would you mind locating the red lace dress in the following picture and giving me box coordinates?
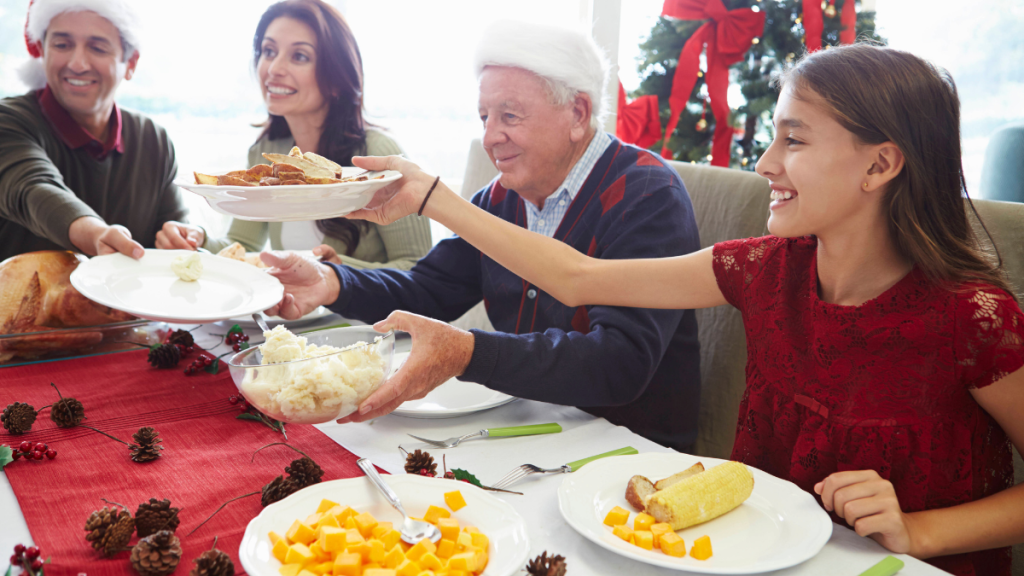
[712,236,1024,576]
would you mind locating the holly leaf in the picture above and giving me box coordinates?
[0,445,13,469]
[228,324,244,335]
[451,468,482,487]
[240,341,250,351]
[204,359,220,375]
[5,563,11,576]
[236,413,263,423]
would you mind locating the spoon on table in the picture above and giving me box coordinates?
[357,458,441,544]
[251,313,271,333]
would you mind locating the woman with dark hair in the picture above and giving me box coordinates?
[157,0,430,269]
[270,44,1024,575]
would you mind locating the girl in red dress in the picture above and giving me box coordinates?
[278,44,1024,575]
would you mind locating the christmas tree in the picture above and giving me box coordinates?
[631,0,883,169]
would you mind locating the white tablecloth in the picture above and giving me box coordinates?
[0,318,949,575]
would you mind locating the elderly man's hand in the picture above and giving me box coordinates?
[156,221,205,250]
[261,251,341,319]
[336,311,475,423]
[346,156,446,225]
[69,216,144,259]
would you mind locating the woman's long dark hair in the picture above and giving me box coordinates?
[254,0,369,254]
[780,44,1012,297]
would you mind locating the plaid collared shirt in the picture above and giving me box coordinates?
[524,132,612,237]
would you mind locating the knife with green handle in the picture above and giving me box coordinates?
[565,446,639,472]
[485,423,563,437]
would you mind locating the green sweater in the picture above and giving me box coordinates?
[0,92,186,261]
[203,129,432,271]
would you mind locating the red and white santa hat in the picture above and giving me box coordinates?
[18,0,143,90]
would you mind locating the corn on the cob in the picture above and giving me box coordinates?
[645,461,753,530]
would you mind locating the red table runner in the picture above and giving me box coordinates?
[1,350,368,576]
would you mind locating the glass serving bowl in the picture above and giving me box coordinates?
[227,326,395,424]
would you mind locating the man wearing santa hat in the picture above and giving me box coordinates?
[0,0,187,261]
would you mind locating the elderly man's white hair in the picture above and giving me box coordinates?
[473,20,610,131]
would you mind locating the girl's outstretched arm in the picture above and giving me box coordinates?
[349,155,728,311]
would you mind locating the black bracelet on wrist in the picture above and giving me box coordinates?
[417,176,441,216]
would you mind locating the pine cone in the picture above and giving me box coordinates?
[261,475,299,507]
[148,344,181,369]
[1,402,37,434]
[130,530,182,576]
[49,396,85,428]
[167,329,195,349]
[526,551,567,576]
[189,548,234,576]
[285,456,323,488]
[404,449,437,476]
[136,498,180,538]
[130,427,164,462]
[85,506,135,557]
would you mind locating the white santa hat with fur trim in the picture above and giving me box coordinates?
[18,0,143,90]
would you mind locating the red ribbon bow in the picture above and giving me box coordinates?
[660,0,765,166]
[803,0,857,53]
[616,81,663,149]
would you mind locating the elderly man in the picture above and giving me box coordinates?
[0,0,186,261]
[265,21,702,451]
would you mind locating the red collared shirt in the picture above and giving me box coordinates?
[37,86,124,161]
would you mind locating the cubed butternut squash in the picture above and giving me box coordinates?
[603,506,630,527]
[649,523,672,549]
[633,530,654,551]
[443,490,467,512]
[659,532,686,558]
[634,513,655,532]
[690,535,712,561]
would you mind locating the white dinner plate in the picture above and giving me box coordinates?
[176,169,401,222]
[558,453,832,574]
[239,474,530,576]
[69,250,284,324]
[389,351,517,418]
[226,306,336,329]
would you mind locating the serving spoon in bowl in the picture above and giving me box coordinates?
[357,458,441,544]
[252,313,271,333]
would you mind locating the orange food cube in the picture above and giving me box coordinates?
[384,546,406,569]
[612,525,634,544]
[363,570,398,576]
[436,518,460,542]
[462,527,479,534]
[316,499,340,514]
[649,523,672,549]
[278,564,303,576]
[659,532,686,558]
[308,561,333,576]
[423,505,451,525]
[435,539,456,559]
[305,512,324,527]
[455,532,473,551]
[332,506,356,523]
[344,516,358,530]
[446,552,478,572]
[405,538,437,562]
[603,506,630,527]
[363,564,382,571]
[319,525,346,553]
[285,542,316,565]
[372,523,394,539]
[469,532,488,550]
[418,552,443,571]
[350,542,372,562]
[634,513,655,531]
[443,490,467,512]
[287,520,318,545]
[333,552,362,576]
[355,512,379,538]
[272,538,291,563]
[316,513,340,532]
[378,529,401,551]
[633,530,654,551]
[308,540,329,562]
[296,570,317,576]
[269,531,284,545]
[395,559,422,576]
[346,529,366,547]
[690,535,712,561]
[369,539,387,563]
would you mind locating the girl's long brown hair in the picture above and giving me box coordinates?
[254,0,368,255]
[779,43,1012,296]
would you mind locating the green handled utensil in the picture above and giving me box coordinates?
[857,556,904,576]
[408,423,562,448]
[490,446,640,489]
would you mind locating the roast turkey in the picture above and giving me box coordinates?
[0,251,135,360]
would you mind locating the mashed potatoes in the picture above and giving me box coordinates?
[170,252,203,282]
[239,325,386,423]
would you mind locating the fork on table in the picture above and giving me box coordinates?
[407,423,562,449]
[490,446,638,490]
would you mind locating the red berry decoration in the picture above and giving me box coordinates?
[228,396,239,405]
[10,554,20,566]
[19,441,30,453]
[34,442,46,452]
[14,544,25,554]
[25,546,39,559]
[32,451,43,460]
[31,558,43,570]
[45,449,56,459]
[11,451,21,461]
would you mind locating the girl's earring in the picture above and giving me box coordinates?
[862,182,868,189]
